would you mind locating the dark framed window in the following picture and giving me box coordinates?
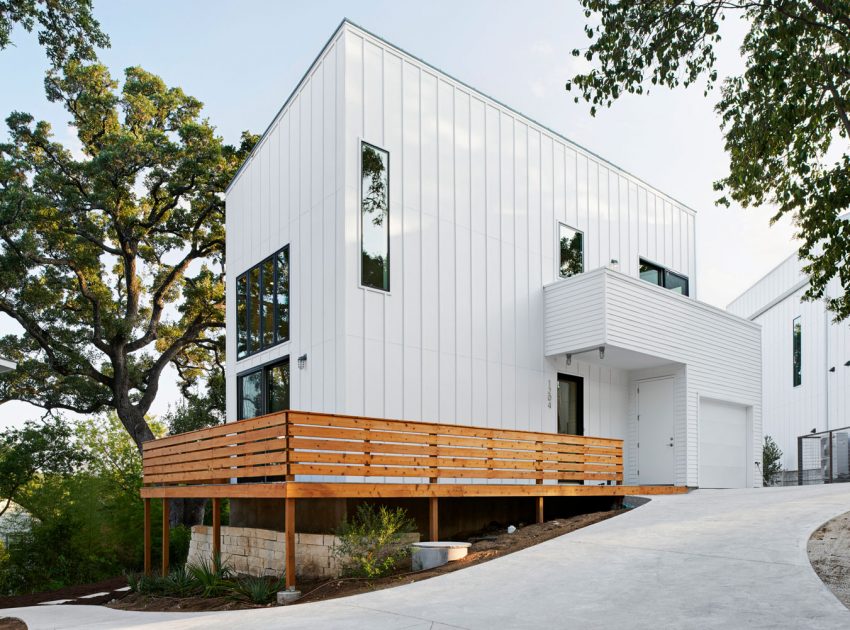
[361,142,390,291]
[237,358,290,420]
[557,373,584,436]
[236,245,290,359]
[638,259,689,296]
[558,223,584,278]
[793,316,802,387]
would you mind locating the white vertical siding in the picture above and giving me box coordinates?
[338,23,696,437]
[225,32,346,421]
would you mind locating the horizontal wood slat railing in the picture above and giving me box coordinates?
[142,411,624,487]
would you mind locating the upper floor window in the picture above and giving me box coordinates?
[236,245,289,359]
[638,259,689,296]
[361,142,390,291]
[792,316,802,387]
[558,223,584,278]
[237,358,290,420]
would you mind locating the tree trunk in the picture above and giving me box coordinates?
[115,403,156,454]
[170,498,207,528]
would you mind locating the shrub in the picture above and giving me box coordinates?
[763,435,783,486]
[333,504,416,578]
[169,525,192,568]
[230,574,285,604]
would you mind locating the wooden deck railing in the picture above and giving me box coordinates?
[142,410,624,487]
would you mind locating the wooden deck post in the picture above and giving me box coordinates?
[143,498,151,575]
[428,497,439,541]
[212,498,221,569]
[285,497,296,589]
[161,498,170,576]
[536,496,544,524]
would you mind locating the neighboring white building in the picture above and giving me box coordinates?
[0,358,15,374]
[224,20,762,488]
[729,252,850,475]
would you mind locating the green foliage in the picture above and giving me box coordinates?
[0,0,109,67]
[186,554,233,597]
[164,367,226,435]
[569,1,850,321]
[333,504,416,578]
[0,54,257,451]
[229,574,285,604]
[0,415,83,518]
[763,435,783,486]
[0,414,163,595]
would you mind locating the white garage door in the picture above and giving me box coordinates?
[699,399,749,488]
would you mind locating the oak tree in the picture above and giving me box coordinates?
[0,59,256,453]
[568,1,850,319]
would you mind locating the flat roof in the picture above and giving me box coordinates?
[0,358,16,374]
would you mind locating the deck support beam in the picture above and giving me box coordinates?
[536,496,544,524]
[143,498,151,575]
[285,497,296,589]
[212,497,221,569]
[428,497,439,541]
[161,498,170,576]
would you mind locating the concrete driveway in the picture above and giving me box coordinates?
[7,484,850,629]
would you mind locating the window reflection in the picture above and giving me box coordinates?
[361,143,390,291]
[559,224,584,278]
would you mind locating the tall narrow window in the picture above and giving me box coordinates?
[235,245,290,360]
[261,258,275,347]
[361,142,390,291]
[237,359,290,419]
[793,316,802,387]
[248,266,260,353]
[276,248,289,343]
[236,274,248,359]
[558,224,584,278]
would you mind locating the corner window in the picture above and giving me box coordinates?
[638,259,689,296]
[236,245,290,359]
[558,224,584,278]
[361,142,390,291]
[237,359,290,420]
[793,316,802,387]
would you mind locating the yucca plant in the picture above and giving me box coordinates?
[229,574,286,604]
[187,553,234,597]
[164,566,197,597]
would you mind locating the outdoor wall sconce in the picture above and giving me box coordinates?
[298,354,307,369]
[598,346,605,360]
[829,366,836,372]
[844,360,850,366]
[565,353,572,366]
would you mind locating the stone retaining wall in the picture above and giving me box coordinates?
[186,525,419,579]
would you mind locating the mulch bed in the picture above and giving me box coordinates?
[109,507,626,612]
[0,576,128,609]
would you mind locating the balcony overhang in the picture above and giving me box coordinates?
[543,267,759,371]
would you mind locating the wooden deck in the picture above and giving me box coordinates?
[140,411,687,588]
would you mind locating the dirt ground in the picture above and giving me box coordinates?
[809,510,850,610]
[0,576,127,609]
[109,508,625,612]
[0,618,27,630]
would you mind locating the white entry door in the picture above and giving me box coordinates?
[637,377,675,485]
[699,399,748,488]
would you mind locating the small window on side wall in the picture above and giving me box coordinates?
[793,316,802,387]
[558,223,584,278]
[361,142,390,291]
[638,258,689,297]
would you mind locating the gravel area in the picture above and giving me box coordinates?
[809,510,850,609]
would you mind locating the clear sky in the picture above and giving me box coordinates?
[0,1,798,429]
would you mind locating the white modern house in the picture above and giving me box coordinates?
[0,358,15,374]
[729,252,850,478]
[224,20,763,489]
